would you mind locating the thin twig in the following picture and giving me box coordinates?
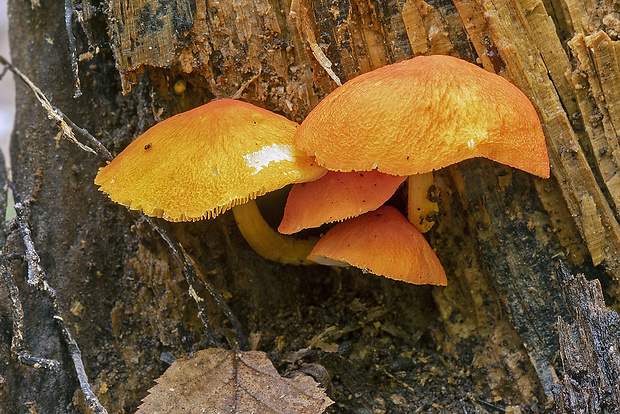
[476,398,506,413]
[65,0,82,98]
[231,70,262,100]
[0,55,111,160]
[62,110,113,161]
[0,188,54,370]
[0,64,8,82]
[182,249,249,350]
[15,209,44,287]
[14,202,108,414]
[0,146,8,250]
[290,0,342,86]
[143,216,216,346]
[56,314,104,411]
[142,215,249,350]
[1,249,60,371]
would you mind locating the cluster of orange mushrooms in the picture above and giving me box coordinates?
[95,55,549,286]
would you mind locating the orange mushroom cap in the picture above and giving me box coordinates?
[308,206,447,285]
[95,99,326,221]
[278,170,407,234]
[294,55,549,178]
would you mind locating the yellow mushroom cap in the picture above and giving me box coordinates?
[295,55,549,178]
[308,206,447,286]
[278,170,407,234]
[95,99,326,221]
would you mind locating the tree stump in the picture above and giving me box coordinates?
[0,0,618,412]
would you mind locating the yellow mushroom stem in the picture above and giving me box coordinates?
[407,172,439,233]
[232,199,318,265]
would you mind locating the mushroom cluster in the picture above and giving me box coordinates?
[277,55,549,285]
[95,55,549,286]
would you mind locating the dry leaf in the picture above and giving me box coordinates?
[137,348,333,413]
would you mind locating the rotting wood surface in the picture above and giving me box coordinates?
[0,0,618,412]
[554,264,620,413]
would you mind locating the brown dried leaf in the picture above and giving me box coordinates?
[137,348,333,413]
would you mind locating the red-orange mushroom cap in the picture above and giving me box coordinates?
[95,99,326,222]
[308,206,447,285]
[278,170,407,234]
[294,55,549,178]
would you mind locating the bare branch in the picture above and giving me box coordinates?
[14,207,45,287]
[0,64,8,82]
[1,251,60,371]
[0,148,9,253]
[149,217,216,347]
[14,202,108,414]
[142,216,220,348]
[231,70,262,100]
[3,180,47,373]
[65,0,81,98]
[290,0,342,86]
[0,55,111,160]
[183,248,249,351]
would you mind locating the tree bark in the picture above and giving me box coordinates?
[0,0,618,412]
[554,264,620,413]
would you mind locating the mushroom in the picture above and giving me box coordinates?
[308,206,447,285]
[293,54,549,231]
[95,99,326,264]
[278,170,407,234]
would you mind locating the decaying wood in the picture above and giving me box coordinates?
[554,264,620,413]
[106,0,195,92]
[483,0,620,278]
[2,0,619,412]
